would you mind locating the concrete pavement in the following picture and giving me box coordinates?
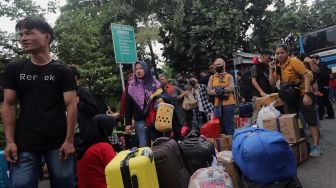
[298,104,336,188]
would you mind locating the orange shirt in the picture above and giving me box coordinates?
[273,57,307,95]
[210,73,236,106]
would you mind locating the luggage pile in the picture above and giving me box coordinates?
[103,93,307,188]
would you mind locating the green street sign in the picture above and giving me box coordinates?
[111,23,137,64]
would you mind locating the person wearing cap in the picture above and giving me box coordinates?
[310,55,334,119]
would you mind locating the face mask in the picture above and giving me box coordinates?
[189,80,196,86]
[178,79,184,84]
[215,66,223,73]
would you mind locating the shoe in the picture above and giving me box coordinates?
[325,116,334,119]
[309,145,321,157]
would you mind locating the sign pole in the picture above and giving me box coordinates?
[119,63,125,91]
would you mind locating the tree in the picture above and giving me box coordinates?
[54,0,137,105]
[158,0,246,73]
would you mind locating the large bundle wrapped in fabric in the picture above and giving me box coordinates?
[232,127,297,185]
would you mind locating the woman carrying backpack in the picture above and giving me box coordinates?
[124,60,160,147]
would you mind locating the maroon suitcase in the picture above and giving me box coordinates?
[152,137,190,188]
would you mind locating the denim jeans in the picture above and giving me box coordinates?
[9,149,74,188]
[134,120,147,147]
[214,104,235,135]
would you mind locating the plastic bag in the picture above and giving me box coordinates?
[256,102,281,128]
[188,166,233,188]
[183,94,198,110]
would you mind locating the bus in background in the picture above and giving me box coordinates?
[302,25,336,73]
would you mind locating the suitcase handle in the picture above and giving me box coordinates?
[121,147,139,188]
[152,137,170,146]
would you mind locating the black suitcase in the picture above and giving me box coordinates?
[152,137,190,188]
[179,136,216,174]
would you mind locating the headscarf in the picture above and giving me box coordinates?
[127,60,160,110]
[77,114,116,160]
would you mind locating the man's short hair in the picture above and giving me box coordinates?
[309,54,320,59]
[15,16,55,44]
[259,49,273,56]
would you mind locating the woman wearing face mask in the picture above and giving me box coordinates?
[124,60,160,147]
[269,44,321,157]
[207,58,236,135]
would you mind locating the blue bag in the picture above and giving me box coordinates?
[0,151,9,188]
[232,127,297,185]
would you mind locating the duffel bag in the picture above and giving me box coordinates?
[232,127,297,185]
[179,136,216,174]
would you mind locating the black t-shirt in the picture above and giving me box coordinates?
[2,61,77,152]
[251,64,272,96]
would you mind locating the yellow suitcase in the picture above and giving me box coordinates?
[105,147,159,188]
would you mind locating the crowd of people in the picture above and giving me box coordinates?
[1,16,336,188]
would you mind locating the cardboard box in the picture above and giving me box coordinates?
[279,114,300,143]
[255,93,284,107]
[207,134,232,151]
[262,114,300,143]
[290,138,309,165]
[217,151,241,188]
[262,118,278,131]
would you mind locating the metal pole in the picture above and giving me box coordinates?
[119,63,126,91]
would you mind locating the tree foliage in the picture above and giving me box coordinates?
[2,0,336,105]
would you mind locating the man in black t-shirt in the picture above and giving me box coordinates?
[251,50,274,98]
[311,55,335,119]
[2,17,77,187]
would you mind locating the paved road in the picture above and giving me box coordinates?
[39,105,336,188]
[298,104,336,188]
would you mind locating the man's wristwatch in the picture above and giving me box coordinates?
[304,92,311,95]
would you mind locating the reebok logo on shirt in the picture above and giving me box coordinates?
[20,73,55,81]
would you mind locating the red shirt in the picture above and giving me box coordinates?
[329,79,336,88]
[77,142,116,188]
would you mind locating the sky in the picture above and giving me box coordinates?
[0,0,66,33]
